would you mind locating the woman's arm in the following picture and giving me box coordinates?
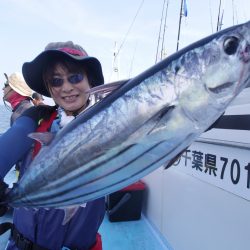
[0,116,37,179]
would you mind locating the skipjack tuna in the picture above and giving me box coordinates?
[4,21,250,208]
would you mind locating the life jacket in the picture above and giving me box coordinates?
[32,110,57,158]
[31,110,102,250]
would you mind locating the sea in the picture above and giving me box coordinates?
[0,105,11,133]
[0,105,16,184]
[0,105,13,248]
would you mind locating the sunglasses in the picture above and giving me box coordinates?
[3,83,9,89]
[49,73,84,87]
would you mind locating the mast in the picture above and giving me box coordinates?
[176,0,184,51]
[216,0,222,31]
[219,9,224,31]
[155,0,166,63]
[160,0,169,60]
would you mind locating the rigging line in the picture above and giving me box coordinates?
[232,0,235,25]
[155,0,167,64]
[128,42,137,78]
[160,0,170,60]
[209,0,214,33]
[235,5,238,24]
[115,0,144,61]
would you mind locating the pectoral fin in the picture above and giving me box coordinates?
[62,203,87,225]
[28,132,55,146]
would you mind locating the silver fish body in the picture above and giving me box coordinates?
[5,21,250,208]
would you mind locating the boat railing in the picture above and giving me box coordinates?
[196,137,250,150]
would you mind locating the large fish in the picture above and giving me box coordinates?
[4,21,250,208]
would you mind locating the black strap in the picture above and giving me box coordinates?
[11,225,49,250]
[0,222,12,235]
[0,180,9,217]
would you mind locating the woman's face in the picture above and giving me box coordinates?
[47,64,91,115]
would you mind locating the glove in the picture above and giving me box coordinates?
[0,181,13,236]
[21,105,57,123]
[0,180,8,216]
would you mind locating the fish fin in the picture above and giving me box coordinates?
[62,204,86,225]
[80,203,87,208]
[86,79,130,96]
[146,105,175,135]
[62,206,82,225]
[122,105,176,146]
[28,132,55,146]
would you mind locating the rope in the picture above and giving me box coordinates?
[115,0,144,60]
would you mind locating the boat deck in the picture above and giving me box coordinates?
[0,213,169,250]
[100,215,169,250]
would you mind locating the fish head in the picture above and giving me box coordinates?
[205,22,250,101]
[175,21,250,130]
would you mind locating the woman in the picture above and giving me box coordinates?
[0,41,105,250]
[2,72,33,125]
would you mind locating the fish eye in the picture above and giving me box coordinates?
[223,36,239,55]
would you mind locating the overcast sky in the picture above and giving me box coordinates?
[0,0,250,104]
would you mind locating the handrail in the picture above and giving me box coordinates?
[196,137,250,150]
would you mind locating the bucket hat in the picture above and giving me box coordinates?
[5,72,33,97]
[22,41,104,97]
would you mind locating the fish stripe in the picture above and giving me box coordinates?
[17,140,167,206]
[21,134,194,207]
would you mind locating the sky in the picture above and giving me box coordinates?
[0,0,250,104]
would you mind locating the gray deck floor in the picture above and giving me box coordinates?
[100,215,169,250]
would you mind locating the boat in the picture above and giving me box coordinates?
[141,1,250,248]
[142,85,250,250]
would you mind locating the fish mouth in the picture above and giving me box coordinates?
[208,81,234,94]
